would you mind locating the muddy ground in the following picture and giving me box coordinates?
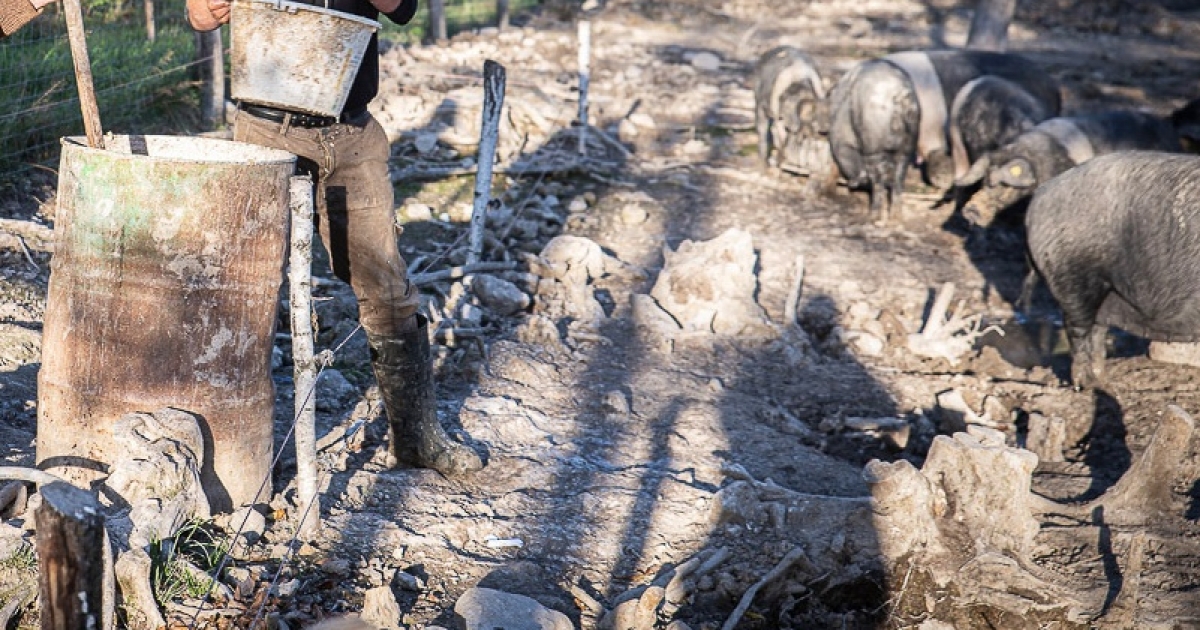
[4,0,1200,628]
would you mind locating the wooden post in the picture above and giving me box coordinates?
[62,0,104,149]
[496,0,509,30]
[143,0,155,42]
[35,482,107,630]
[197,28,225,130]
[428,0,447,42]
[966,0,1016,51]
[577,20,590,155]
[466,60,506,270]
[289,175,320,542]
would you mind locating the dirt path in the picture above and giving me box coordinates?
[4,0,1200,628]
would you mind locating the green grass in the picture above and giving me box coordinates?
[0,9,201,176]
[150,518,231,604]
[0,543,37,571]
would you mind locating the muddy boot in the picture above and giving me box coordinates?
[369,316,484,475]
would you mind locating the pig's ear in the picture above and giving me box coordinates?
[991,158,1036,188]
[955,154,991,187]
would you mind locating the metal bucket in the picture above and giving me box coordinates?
[230,0,380,117]
[38,135,297,513]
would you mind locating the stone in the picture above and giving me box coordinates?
[690,51,722,71]
[1149,341,1200,367]
[453,587,573,630]
[473,275,532,316]
[317,369,358,412]
[362,586,403,630]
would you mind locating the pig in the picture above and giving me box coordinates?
[753,46,828,170]
[826,49,1061,224]
[957,101,1200,227]
[946,75,1059,186]
[1025,151,1200,387]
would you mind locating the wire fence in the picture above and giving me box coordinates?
[0,0,544,182]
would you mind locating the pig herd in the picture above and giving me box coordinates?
[753,45,1200,388]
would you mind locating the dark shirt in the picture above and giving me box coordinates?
[295,0,417,115]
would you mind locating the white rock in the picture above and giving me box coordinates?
[414,133,440,154]
[473,275,531,316]
[454,587,573,630]
[628,112,656,129]
[403,203,433,222]
[568,197,589,213]
[690,51,722,71]
[362,586,403,630]
[849,331,885,356]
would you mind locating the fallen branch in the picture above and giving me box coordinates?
[0,467,68,486]
[0,582,36,628]
[410,261,521,286]
[721,546,811,630]
[908,282,1001,364]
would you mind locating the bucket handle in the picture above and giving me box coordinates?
[267,0,330,11]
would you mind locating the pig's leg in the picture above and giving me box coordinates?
[1067,323,1108,389]
[1055,277,1110,388]
[756,105,772,166]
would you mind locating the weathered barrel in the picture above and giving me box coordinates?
[38,135,296,513]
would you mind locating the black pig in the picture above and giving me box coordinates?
[1026,151,1200,387]
[958,103,1200,226]
[827,49,1060,224]
[946,75,1059,185]
[753,46,827,168]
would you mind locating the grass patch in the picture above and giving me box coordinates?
[150,518,231,604]
[0,544,37,571]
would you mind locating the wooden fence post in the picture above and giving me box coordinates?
[496,0,509,29]
[577,20,590,155]
[289,175,320,542]
[428,0,447,42]
[35,481,107,630]
[197,28,225,130]
[467,60,506,269]
[144,0,155,42]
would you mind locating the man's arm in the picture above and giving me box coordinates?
[374,0,416,24]
[187,0,230,32]
[1,0,51,38]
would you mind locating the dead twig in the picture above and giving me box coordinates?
[722,546,810,630]
[410,261,521,286]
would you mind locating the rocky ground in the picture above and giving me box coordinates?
[4,0,1200,628]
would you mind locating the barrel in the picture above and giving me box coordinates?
[38,135,297,513]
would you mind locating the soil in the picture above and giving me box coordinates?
[4,0,1200,628]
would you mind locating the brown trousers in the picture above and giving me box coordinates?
[234,110,418,339]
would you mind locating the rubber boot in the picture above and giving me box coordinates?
[369,315,484,475]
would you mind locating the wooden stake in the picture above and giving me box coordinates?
[577,20,591,155]
[428,0,446,42]
[289,175,320,541]
[496,0,509,30]
[62,0,104,149]
[467,60,506,270]
[35,482,107,630]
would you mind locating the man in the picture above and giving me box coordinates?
[186,0,484,476]
[2,0,56,36]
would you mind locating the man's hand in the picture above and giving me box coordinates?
[206,0,231,23]
[186,0,230,31]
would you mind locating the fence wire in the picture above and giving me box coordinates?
[0,0,543,182]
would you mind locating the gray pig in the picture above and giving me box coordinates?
[946,75,1060,186]
[753,46,827,168]
[827,49,1060,224]
[1026,151,1200,387]
[957,102,1200,226]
